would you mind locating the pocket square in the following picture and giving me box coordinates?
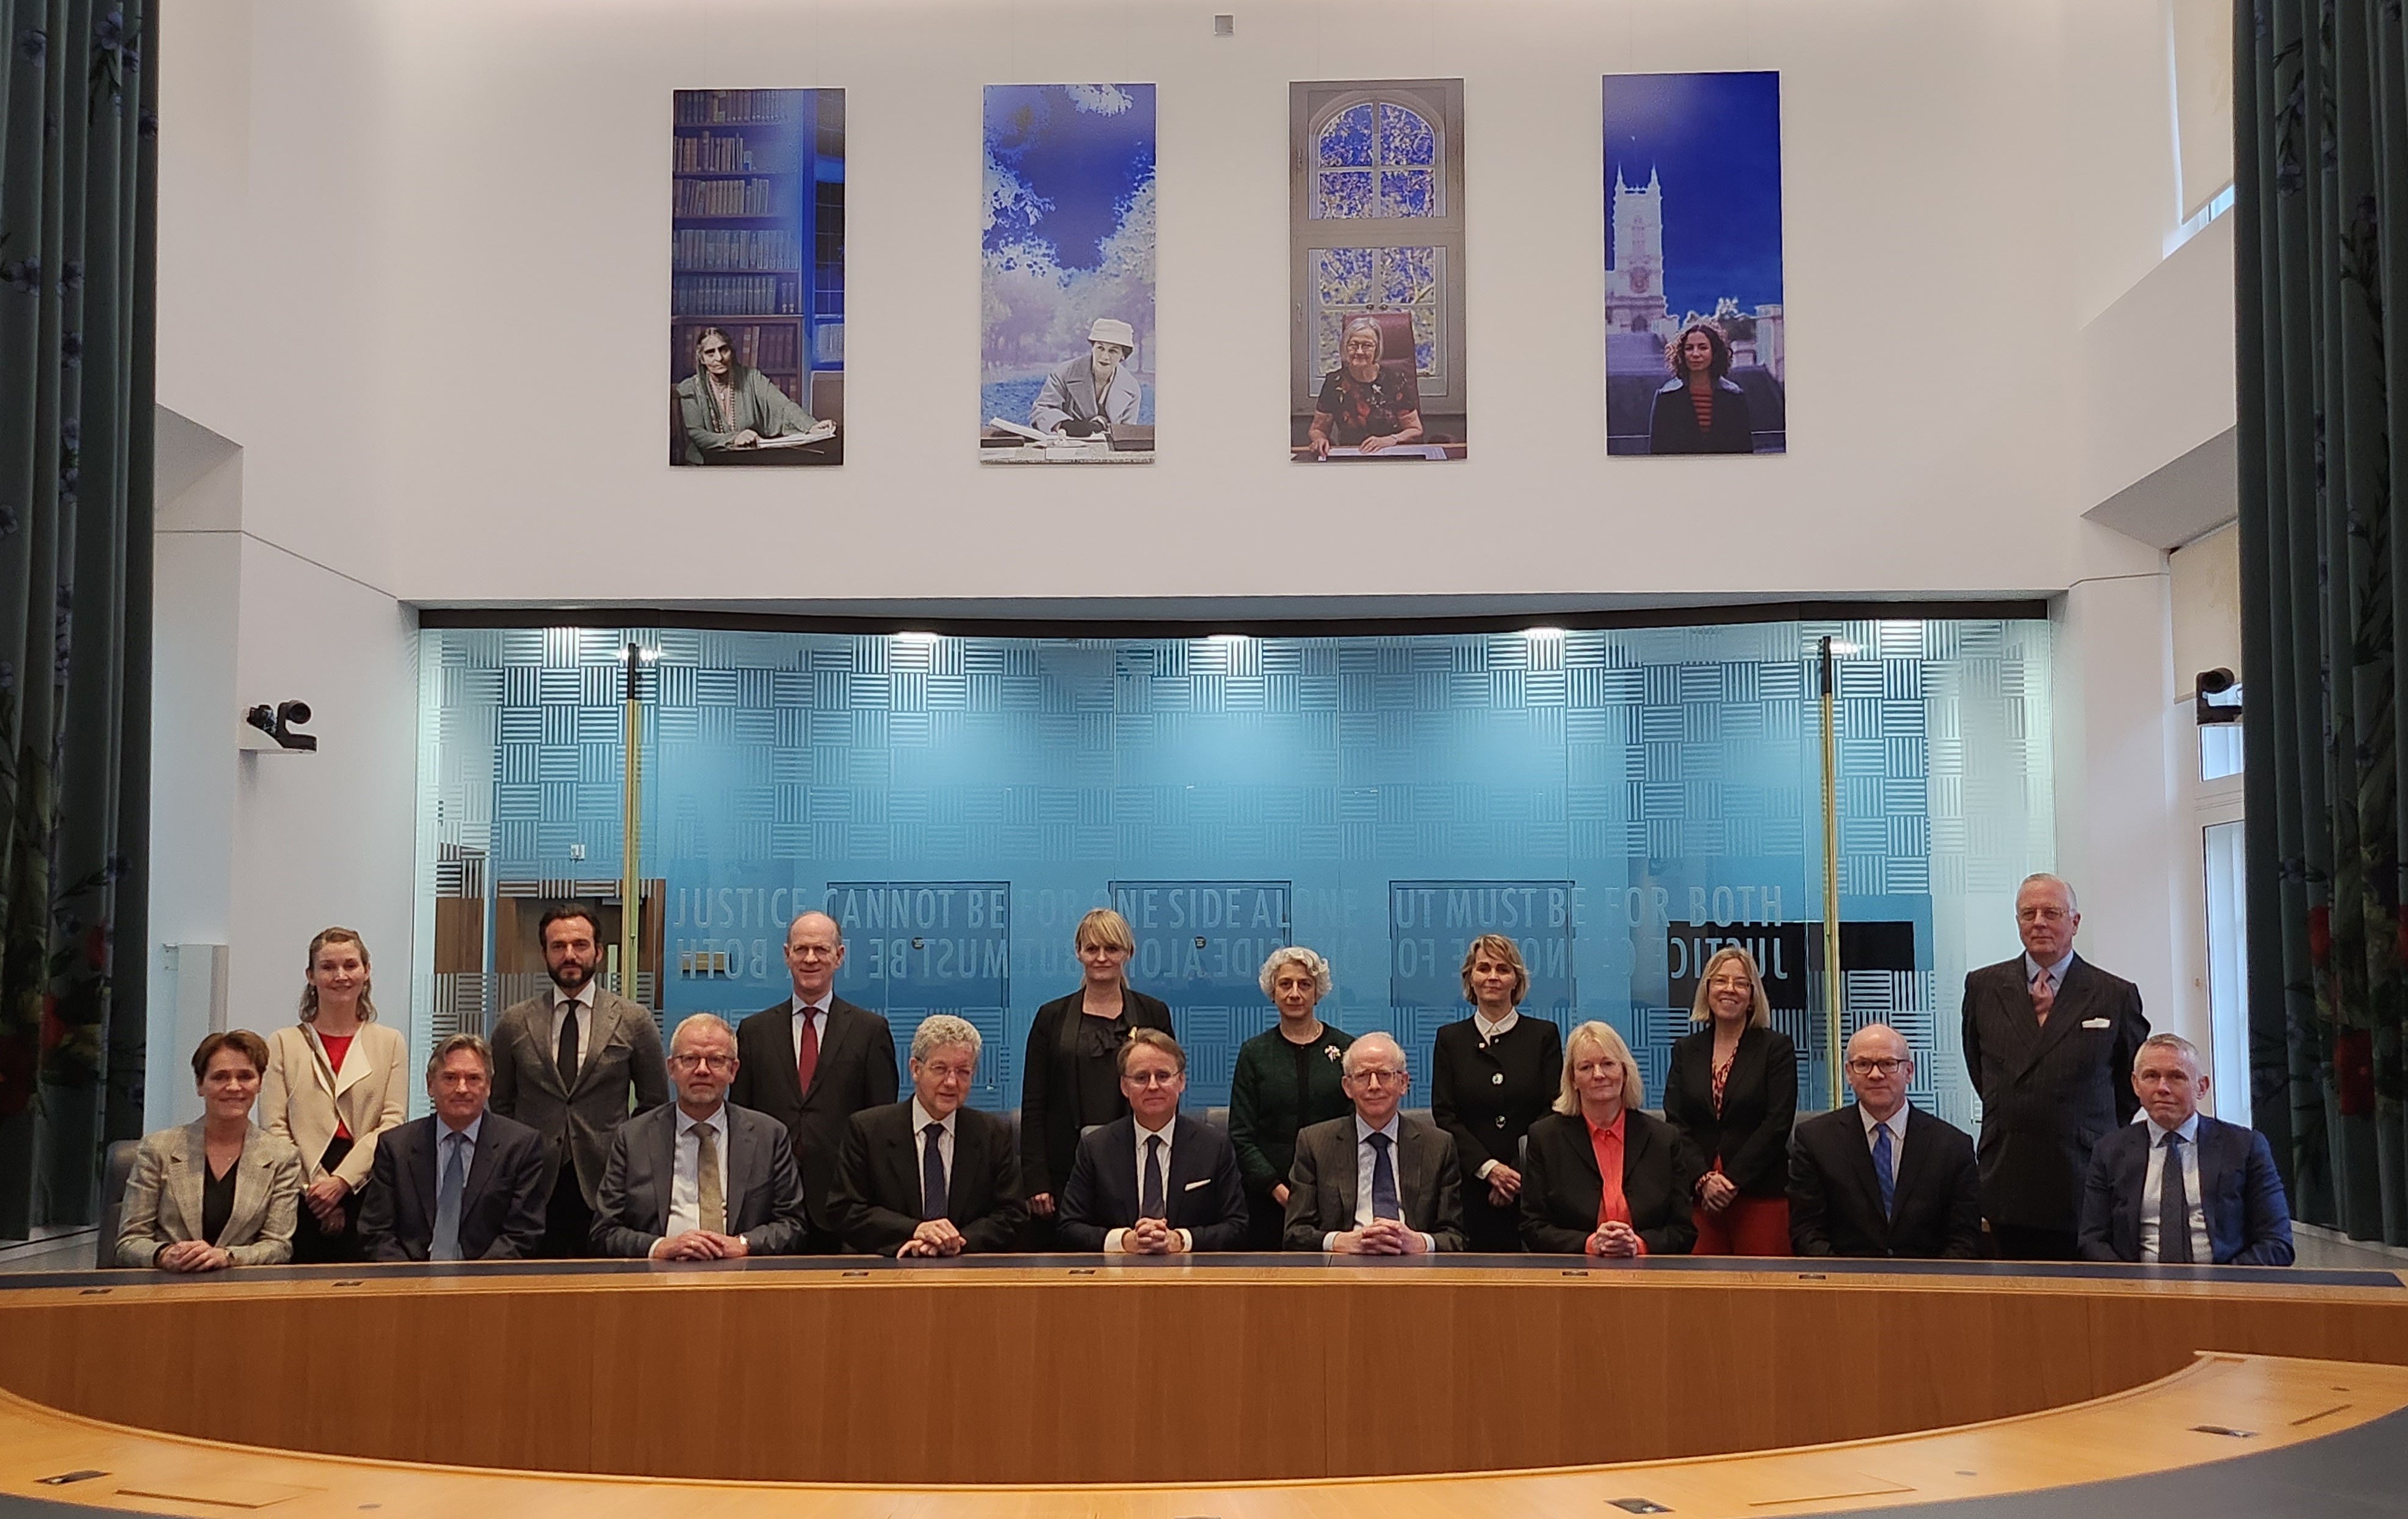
[1183,1178,1212,1191]
[2081,1017,2111,1029]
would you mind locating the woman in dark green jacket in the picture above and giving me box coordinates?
[1228,946,1352,1250]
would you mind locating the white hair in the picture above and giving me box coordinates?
[670,1013,736,1056]
[911,1013,982,1064]
[1341,1031,1405,1077]
[1259,944,1333,1000]
[2017,873,2079,915]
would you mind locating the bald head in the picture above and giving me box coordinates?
[784,910,845,1001]
[1843,1022,1913,1122]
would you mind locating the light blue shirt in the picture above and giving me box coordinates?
[2022,949,2075,990]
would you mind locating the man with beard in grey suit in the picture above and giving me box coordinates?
[490,905,670,1256]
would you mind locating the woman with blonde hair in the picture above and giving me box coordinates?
[1228,944,1354,1249]
[1020,907,1174,1232]
[1519,1020,1704,1256]
[260,927,408,1262]
[1431,934,1561,1252]
[1663,944,1798,1255]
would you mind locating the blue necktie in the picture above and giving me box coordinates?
[1871,1120,1895,1220]
[433,1131,467,1261]
[921,1122,948,1222]
[1367,1131,1401,1221]
[1141,1135,1166,1219]
[2159,1131,2193,1264]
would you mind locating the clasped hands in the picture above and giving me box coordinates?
[1696,1171,1739,1214]
[1116,1217,1185,1255]
[154,1240,234,1272]
[650,1229,752,1261]
[1483,1161,1524,1208]
[303,1175,350,1230]
[1585,1220,1644,1258]
[898,1219,966,1258]
[1331,1217,1427,1255]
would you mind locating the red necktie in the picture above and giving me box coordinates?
[796,1010,820,1098]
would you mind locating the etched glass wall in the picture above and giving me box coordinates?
[414,619,2052,1126]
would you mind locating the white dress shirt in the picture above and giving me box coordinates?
[1859,1103,1907,1170]
[2139,1112,2211,1263]
[1106,1116,1191,1253]
[548,983,595,1080]
[911,1099,956,1208]
[1469,1010,1520,1180]
[1324,1114,1436,1253]
[660,1102,731,1247]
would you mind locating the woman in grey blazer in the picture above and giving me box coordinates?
[118,1031,304,1270]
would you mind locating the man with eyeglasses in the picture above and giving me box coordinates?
[830,1014,1026,1256]
[1962,873,2148,1260]
[1282,1032,1468,1253]
[1057,1030,1248,1253]
[731,910,899,1253]
[591,1015,806,1259]
[1787,1023,1981,1258]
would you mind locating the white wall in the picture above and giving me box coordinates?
[147,0,2236,1103]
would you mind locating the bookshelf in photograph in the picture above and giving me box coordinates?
[669,89,845,415]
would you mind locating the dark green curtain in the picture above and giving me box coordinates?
[0,0,154,1239]
[2238,0,2408,1241]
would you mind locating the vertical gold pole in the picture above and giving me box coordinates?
[620,642,643,1005]
[1819,636,1844,1111]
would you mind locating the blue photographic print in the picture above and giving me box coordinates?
[670,89,845,467]
[980,84,1156,464]
[1602,72,1785,456]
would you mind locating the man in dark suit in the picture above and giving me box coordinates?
[1961,874,2149,1260]
[1058,1030,1248,1253]
[360,1034,549,1261]
[1282,1032,1469,1253]
[490,905,670,1256]
[592,1014,807,1258]
[729,910,899,1252]
[2078,1033,2293,1266]
[830,1014,1025,1256]
[1789,1023,1981,1258]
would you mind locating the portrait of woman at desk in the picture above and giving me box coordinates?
[675,326,828,464]
[1307,316,1425,459]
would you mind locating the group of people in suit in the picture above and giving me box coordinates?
[115,880,2294,1272]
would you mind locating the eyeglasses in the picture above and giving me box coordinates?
[1347,1067,1409,1085]
[670,1053,736,1072]
[917,1064,975,1082]
[1123,1070,1183,1087]
[1845,1057,1910,1076]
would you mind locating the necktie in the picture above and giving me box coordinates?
[2158,1131,2193,1264]
[432,1131,466,1261]
[1871,1120,1896,1220]
[695,1124,726,1235]
[795,1010,819,1099]
[921,1122,948,1220]
[555,999,580,1089]
[2030,968,2055,1028]
[1141,1134,1166,1219]
[1367,1131,1401,1221]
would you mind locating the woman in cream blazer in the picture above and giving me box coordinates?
[118,1030,304,1269]
[261,927,408,1263]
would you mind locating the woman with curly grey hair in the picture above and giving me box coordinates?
[1227,945,1354,1250]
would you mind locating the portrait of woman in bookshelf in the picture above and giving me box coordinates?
[670,88,845,466]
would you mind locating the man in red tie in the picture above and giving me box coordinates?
[731,910,898,1252]
[1960,874,2149,1261]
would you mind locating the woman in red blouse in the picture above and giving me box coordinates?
[1519,1021,1704,1255]
[261,927,408,1263]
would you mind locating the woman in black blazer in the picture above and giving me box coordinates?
[1646,321,1755,455]
[1431,934,1561,1253]
[1663,945,1798,1255]
[1520,1020,1704,1256]
[1020,907,1173,1230]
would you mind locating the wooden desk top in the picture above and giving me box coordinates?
[0,1352,2399,1518]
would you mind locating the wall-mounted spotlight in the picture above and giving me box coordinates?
[2194,667,2241,725]
[242,700,317,752]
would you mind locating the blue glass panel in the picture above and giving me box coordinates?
[1378,103,1436,167]
[1317,103,1375,166]
[1315,170,1373,220]
[1379,170,1434,219]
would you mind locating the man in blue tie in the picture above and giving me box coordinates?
[360,1035,550,1261]
[1787,1023,1981,1257]
[1282,1032,1468,1253]
[829,1015,1027,1257]
[1057,1031,1249,1253]
[2078,1033,2293,1266]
